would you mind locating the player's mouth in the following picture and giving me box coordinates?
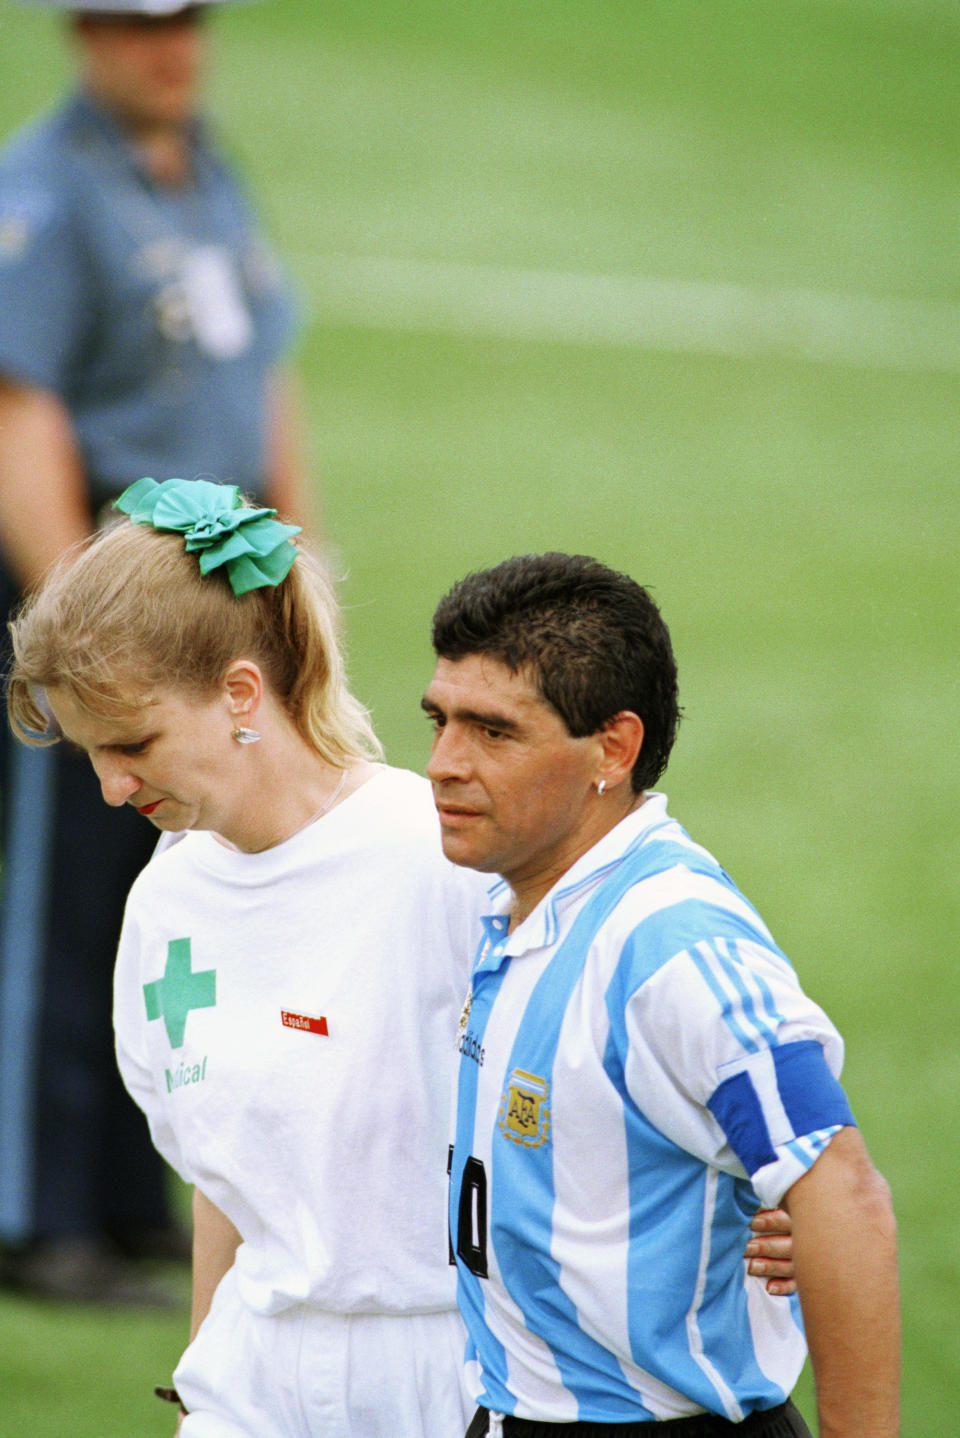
[435,801,485,824]
[136,800,164,817]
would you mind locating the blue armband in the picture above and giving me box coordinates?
[708,1039,856,1177]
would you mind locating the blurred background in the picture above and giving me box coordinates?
[0,0,956,1432]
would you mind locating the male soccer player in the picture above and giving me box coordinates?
[424,553,899,1438]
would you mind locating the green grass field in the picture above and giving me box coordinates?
[1,2,957,1432]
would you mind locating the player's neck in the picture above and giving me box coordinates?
[506,791,648,932]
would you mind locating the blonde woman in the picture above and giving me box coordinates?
[7,479,796,1437]
[9,478,488,1436]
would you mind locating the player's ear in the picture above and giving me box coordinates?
[596,711,644,791]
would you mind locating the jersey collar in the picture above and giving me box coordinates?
[485,791,673,959]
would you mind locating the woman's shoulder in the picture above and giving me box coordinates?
[335,765,453,860]
[126,827,204,896]
[347,763,435,816]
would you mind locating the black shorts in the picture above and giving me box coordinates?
[464,1398,812,1438]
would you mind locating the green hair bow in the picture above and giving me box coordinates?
[115,477,302,597]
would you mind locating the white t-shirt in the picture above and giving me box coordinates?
[114,766,489,1316]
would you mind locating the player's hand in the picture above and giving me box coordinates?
[744,1207,796,1295]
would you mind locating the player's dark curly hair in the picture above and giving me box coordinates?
[430,553,680,792]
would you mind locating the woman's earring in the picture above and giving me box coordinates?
[232,726,262,745]
[596,779,606,796]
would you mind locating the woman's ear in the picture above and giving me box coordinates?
[222,660,263,722]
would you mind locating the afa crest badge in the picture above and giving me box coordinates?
[498,1068,550,1148]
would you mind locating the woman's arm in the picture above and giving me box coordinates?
[746,1206,796,1295]
[170,1189,242,1433]
[190,1186,242,1342]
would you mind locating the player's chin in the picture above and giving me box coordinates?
[437,822,496,872]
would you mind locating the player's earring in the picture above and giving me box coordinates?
[232,726,262,744]
[596,779,606,796]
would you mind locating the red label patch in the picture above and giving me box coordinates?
[281,1010,329,1036]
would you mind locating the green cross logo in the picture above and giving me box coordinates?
[143,937,217,1050]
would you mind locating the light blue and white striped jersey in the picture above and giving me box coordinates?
[449,793,854,1424]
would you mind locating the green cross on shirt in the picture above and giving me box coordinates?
[143,937,217,1050]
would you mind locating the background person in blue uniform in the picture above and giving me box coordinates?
[0,0,309,1303]
[424,554,900,1438]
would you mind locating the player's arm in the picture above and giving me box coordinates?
[783,1125,900,1437]
[0,376,92,589]
[190,1186,242,1343]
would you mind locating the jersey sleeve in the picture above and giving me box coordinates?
[621,933,855,1208]
[0,172,89,392]
[113,896,188,1180]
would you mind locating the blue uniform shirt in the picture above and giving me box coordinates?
[0,92,294,506]
[449,794,855,1424]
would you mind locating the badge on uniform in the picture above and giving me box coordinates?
[281,1009,330,1037]
[498,1069,550,1148]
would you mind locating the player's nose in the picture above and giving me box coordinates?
[426,724,472,784]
